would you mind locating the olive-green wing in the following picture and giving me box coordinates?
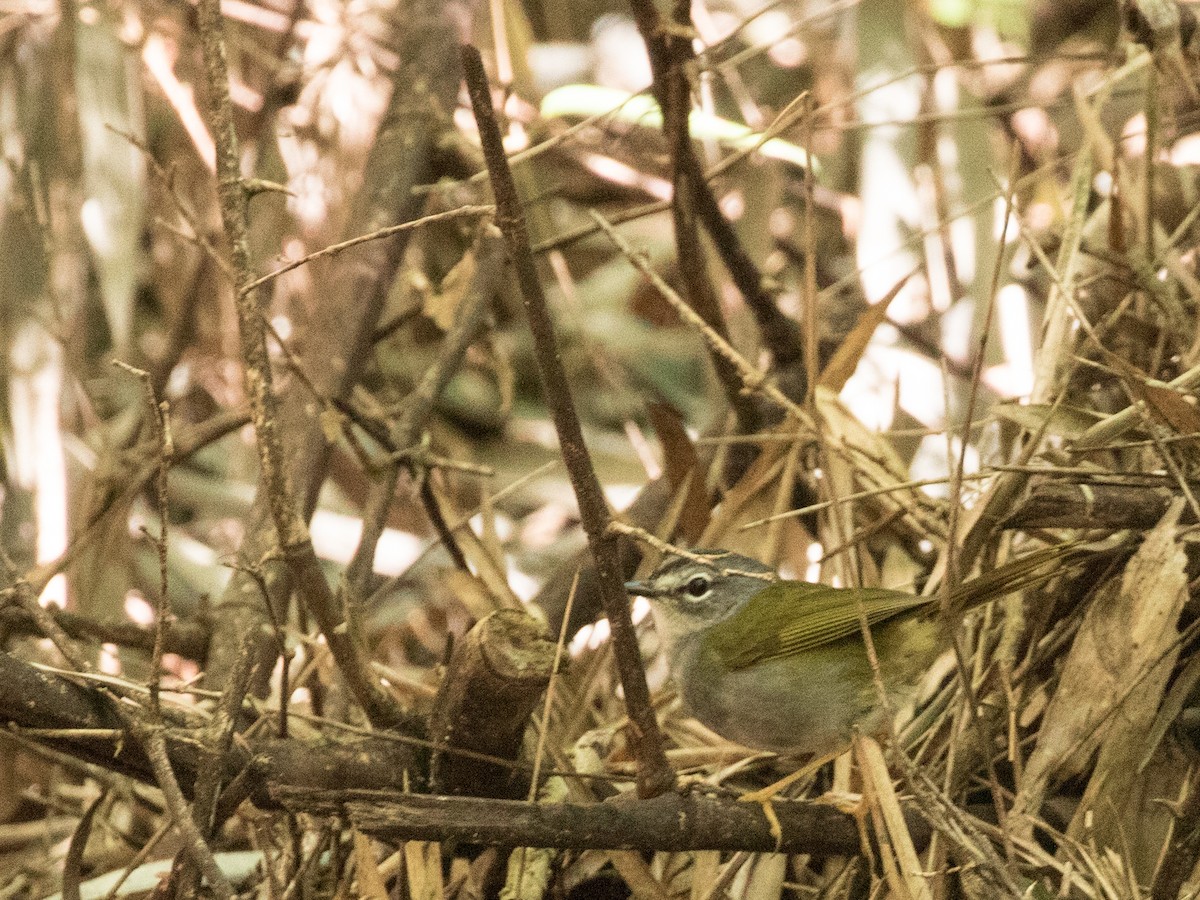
[705,582,929,671]
[706,542,1092,672]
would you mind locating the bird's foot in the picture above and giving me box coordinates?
[738,751,842,850]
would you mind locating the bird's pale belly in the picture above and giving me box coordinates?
[681,648,883,755]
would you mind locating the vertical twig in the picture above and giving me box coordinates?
[104,365,236,898]
[652,0,759,433]
[194,0,301,551]
[627,0,804,373]
[130,720,236,899]
[460,44,674,798]
[112,361,173,715]
[193,0,406,729]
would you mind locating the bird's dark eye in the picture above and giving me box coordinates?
[684,575,711,598]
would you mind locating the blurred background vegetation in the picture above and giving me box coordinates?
[6,0,1200,895]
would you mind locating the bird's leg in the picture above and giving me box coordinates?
[738,751,840,804]
[738,750,843,849]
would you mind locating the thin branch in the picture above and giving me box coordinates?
[642,0,759,433]
[460,44,674,799]
[240,204,495,296]
[0,605,211,659]
[130,720,235,899]
[194,0,405,729]
[112,361,173,716]
[627,0,805,370]
[194,0,302,550]
[591,210,809,423]
[195,633,260,834]
[342,224,507,598]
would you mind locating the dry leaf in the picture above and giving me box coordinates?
[698,428,792,548]
[646,402,711,543]
[856,735,933,900]
[1099,347,1200,437]
[1072,719,1194,882]
[813,386,940,546]
[404,840,444,900]
[814,386,909,485]
[425,247,477,331]
[817,269,914,393]
[1012,499,1186,833]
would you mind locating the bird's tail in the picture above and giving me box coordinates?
[945,540,1113,613]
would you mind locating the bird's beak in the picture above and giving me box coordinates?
[625,580,659,597]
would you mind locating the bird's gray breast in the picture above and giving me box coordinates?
[672,637,883,756]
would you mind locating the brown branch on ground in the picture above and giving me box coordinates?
[0,650,421,806]
[271,786,931,855]
[3,564,233,895]
[0,606,211,660]
[460,44,675,800]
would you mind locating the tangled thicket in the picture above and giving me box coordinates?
[4,0,1200,897]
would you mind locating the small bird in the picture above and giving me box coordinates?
[627,546,1083,758]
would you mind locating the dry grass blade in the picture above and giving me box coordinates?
[353,829,390,900]
[857,734,932,900]
[817,268,917,393]
[404,839,444,900]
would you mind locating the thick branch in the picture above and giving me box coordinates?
[428,609,556,798]
[0,650,421,805]
[1003,475,1184,530]
[0,606,211,660]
